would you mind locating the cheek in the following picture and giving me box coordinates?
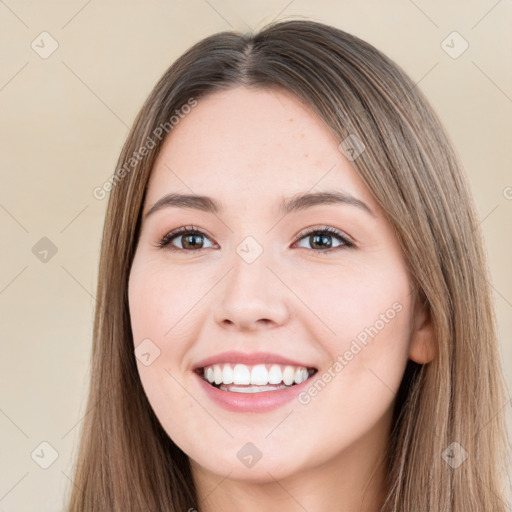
[290,269,412,461]
[127,257,191,404]
[300,258,413,397]
[300,256,412,346]
[128,256,206,349]
[128,257,207,446]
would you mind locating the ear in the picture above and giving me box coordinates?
[408,291,437,364]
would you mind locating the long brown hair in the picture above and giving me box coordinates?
[65,18,510,511]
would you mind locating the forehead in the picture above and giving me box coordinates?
[145,86,377,214]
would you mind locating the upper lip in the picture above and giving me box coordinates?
[192,351,317,371]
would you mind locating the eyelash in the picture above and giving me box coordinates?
[156,225,354,255]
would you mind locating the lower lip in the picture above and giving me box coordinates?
[193,371,313,413]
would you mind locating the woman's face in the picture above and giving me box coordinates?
[128,86,433,484]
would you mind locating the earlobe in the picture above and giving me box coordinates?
[408,294,438,364]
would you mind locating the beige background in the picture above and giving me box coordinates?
[1,1,511,510]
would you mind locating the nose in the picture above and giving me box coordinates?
[213,252,291,332]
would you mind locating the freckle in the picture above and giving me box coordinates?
[304,153,309,158]
[289,118,294,122]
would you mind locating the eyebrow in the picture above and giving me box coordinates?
[144,190,375,219]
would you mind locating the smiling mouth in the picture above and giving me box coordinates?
[196,363,318,393]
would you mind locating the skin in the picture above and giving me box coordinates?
[128,86,436,512]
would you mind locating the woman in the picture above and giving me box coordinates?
[65,19,510,511]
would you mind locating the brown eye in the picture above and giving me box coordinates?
[156,225,353,255]
[158,226,216,251]
[293,226,354,253]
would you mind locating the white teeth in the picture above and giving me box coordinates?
[268,364,282,384]
[233,364,251,385]
[201,362,313,388]
[213,365,223,385]
[222,364,234,384]
[219,383,288,393]
[294,368,309,384]
[282,366,295,386]
[250,364,268,385]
